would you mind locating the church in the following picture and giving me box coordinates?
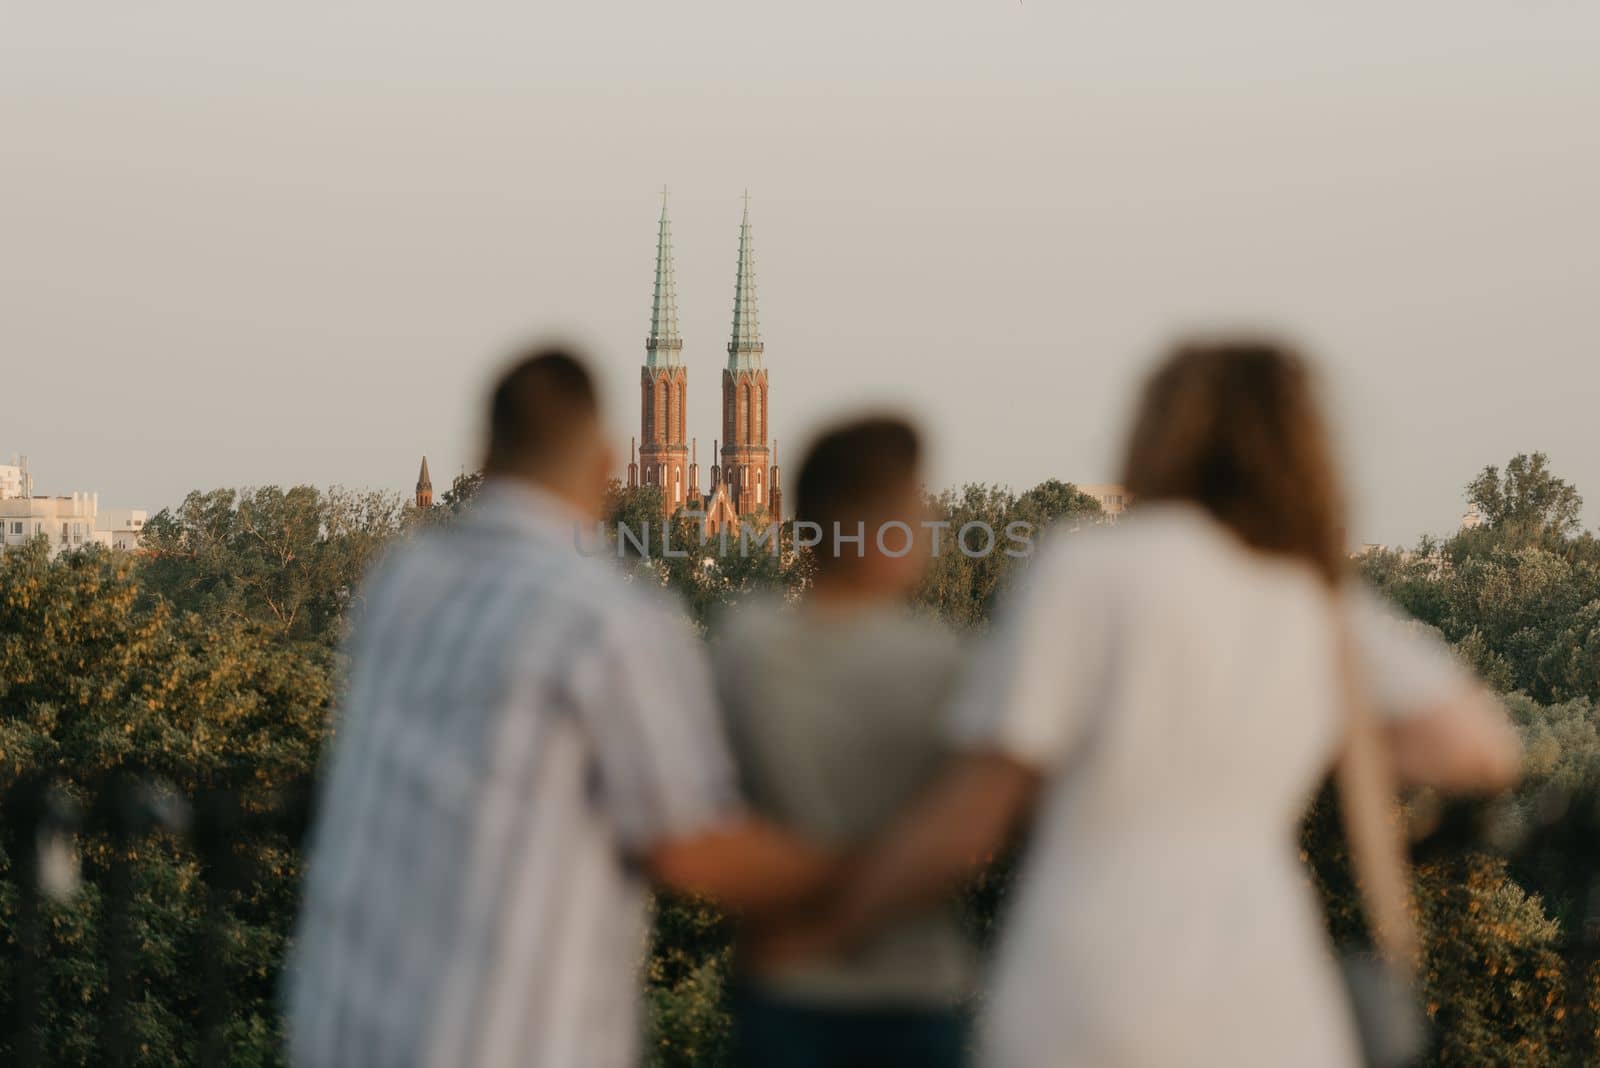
[626,191,781,535]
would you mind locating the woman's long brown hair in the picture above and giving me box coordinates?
[1122,338,1347,585]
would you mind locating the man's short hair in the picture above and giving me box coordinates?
[485,347,600,475]
[796,416,922,552]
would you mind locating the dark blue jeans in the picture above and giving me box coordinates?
[730,985,971,1068]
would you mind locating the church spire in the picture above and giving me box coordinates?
[415,456,433,509]
[727,190,764,371]
[646,186,683,369]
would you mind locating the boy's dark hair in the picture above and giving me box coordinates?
[796,416,922,546]
[484,346,600,475]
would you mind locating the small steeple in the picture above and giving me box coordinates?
[415,456,434,509]
[727,189,764,371]
[646,186,684,369]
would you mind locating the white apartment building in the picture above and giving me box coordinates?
[94,507,150,551]
[0,459,30,500]
[0,455,148,555]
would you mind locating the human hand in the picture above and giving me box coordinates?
[739,908,854,975]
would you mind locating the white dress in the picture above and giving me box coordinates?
[952,503,1467,1068]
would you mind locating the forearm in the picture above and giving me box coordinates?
[648,819,842,914]
[828,752,1037,946]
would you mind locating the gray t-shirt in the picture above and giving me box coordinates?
[711,597,978,1007]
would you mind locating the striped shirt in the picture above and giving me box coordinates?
[285,480,738,1068]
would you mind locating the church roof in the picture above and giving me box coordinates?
[416,455,432,492]
[646,187,684,369]
[727,191,764,372]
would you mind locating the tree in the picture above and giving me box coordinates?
[0,542,329,1066]
[138,486,410,646]
[439,471,484,516]
[1013,478,1104,529]
[1466,453,1585,542]
[916,480,1102,629]
[1363,454,1600,704]
[1301,784,1571,1068]
[11,457,1600,1065]
[598,483,803,627]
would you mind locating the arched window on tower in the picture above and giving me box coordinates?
[654,379,667,445]
[735,381,747,448]
[664,380,672,444]
[672,378,684,443]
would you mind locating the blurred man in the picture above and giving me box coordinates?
[285,347,835,1068]
[712,416,977,1068]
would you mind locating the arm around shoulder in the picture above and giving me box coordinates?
[643,817,844,915]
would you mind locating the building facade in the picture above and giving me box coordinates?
[628,191,781,533]
[95,507,150,551]
[1078,483,1132,522]
[0,458,30,500]
[0,473,147,556]
[1,456,147,555]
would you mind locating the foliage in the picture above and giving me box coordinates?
[1360,455,1600,704]
[439,471,484,516]
[1466,453,1585,542]
[1302,787,1572,1067]
[645,896,736,1068]
[1416,855,1568,1067]
[601,483,805,628]
[138,486,410,646]
[916,479,1102,629]
[5,457,1600,1064]
[0,541,328,1066]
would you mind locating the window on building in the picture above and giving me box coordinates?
[8,521,20,535]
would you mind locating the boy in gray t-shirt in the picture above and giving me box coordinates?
[712,416,976,1068]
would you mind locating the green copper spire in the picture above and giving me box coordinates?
[727,190,764,371]
[646,186,683,369]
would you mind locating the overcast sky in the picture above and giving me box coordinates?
[4,1,1597,544]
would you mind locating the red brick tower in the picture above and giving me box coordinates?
[719,191,775,521]
[628,188,693,517]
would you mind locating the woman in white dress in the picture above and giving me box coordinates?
[765,339,1521,1066]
